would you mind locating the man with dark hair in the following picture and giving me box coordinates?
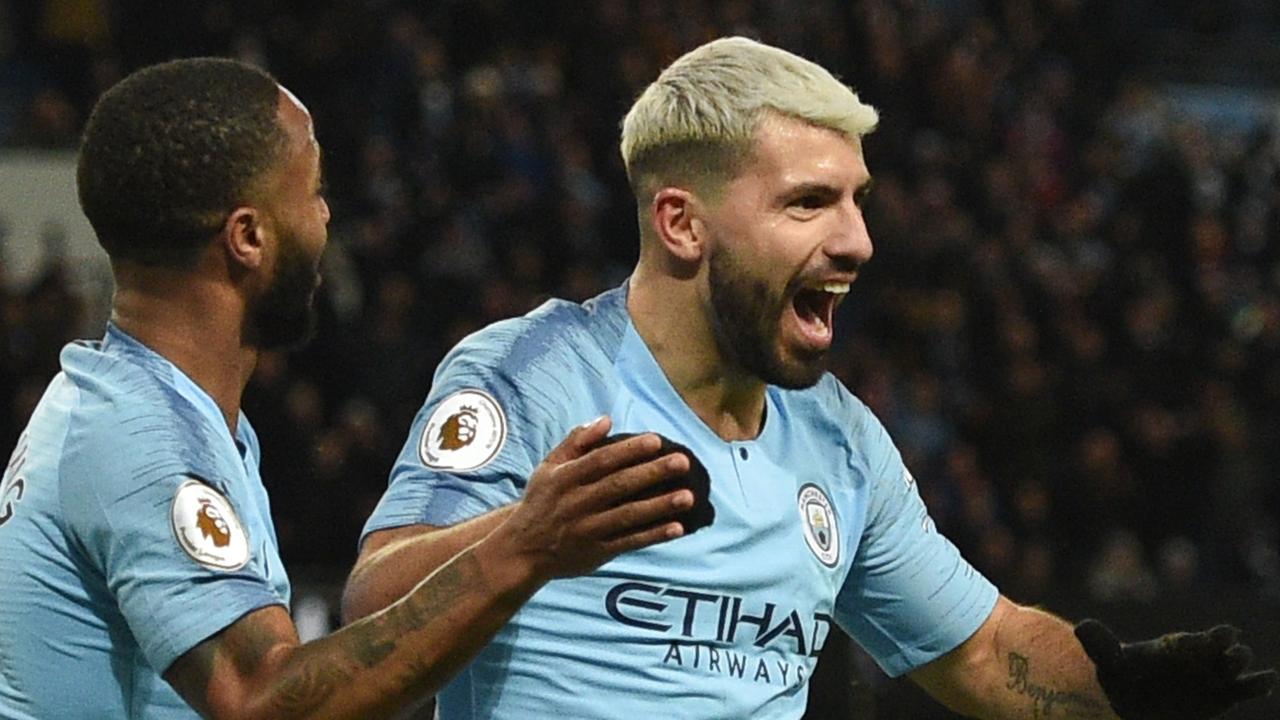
[77,59,289,270]
[0,57,695,719]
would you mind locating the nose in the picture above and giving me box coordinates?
[826,198,873,270]
[320,197,332,226]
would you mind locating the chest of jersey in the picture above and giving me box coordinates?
[598,437,856,657]
[464,393,870,717]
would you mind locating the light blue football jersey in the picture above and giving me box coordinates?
[363,284,997,719]
[0,325,290,719]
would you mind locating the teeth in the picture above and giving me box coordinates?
[818,281,850,294]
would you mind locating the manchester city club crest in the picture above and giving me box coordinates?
[797,484,839,567]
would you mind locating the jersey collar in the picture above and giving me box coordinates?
[101,322,252,455]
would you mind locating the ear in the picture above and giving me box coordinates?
[650,187,706,263]
[221,206,268,271]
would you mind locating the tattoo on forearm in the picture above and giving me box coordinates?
[229,618,283,676]
[1007,652,1109,718]
[346,553,478,669]
[271,656,353,716]
[347,615,398,669]
[263,552,487,715]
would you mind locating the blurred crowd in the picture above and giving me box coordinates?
[2,0,1279,606]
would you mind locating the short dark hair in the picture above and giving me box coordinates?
[77,57,287,268]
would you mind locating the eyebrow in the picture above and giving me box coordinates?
[782,182,841,200]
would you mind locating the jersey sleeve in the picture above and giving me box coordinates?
[60,415,284,675]
[833,405,998,677]
[361,342,571,538]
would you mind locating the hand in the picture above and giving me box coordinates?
[1075,619,1278,720]
[594,432,715,534]
[497,416,695,580]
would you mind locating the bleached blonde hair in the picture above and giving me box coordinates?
[620,36,879,201]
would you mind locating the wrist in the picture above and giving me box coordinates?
[470,504,546,607]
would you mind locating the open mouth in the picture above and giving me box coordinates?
[790,281,850,348]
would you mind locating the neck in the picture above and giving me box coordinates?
[111,264,257,433]
[628,265,766,441]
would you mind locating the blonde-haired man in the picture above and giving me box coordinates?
[621,35,878,202]
[345,37,1274,719]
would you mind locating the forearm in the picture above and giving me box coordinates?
[981,604,1118,719]
[247,541,537,719]
[340,505,515,623]
[175,424,699,719]
[915,598,1118,720]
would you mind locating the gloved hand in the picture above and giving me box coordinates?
[1075,619,1278,720]
[595,432,715,534]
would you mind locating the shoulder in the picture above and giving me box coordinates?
[59,339,172,449]
[447,288,626,372]
[435,287,628,399]
[406,289,628,470]
[57,342,233,506]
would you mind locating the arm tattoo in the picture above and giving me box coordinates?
[270,658,353,716]
[1007,652,1109,718]
[344,553,478,669]
[228,616,285,676]
[175,552,487,717]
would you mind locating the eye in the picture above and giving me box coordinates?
[787,192,833,216]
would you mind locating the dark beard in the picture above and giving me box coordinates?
[247,233,319,350]
[707,244,827,389]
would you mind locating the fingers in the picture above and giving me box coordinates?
[1072,618,1277,720]
[579,487,694,539]
[560,432,674,486]
[1075,619,1125,675]
[544,415,614,465]
[1233,669,1278,701]
[1206,625,1241,652]
[575,450,690,513]
[519,426,705,579]
[598,520,686,557]
[1222,644,1253,677]
[1203,625,1259,692]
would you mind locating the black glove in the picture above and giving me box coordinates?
[596,432,715,534]
[1075,618,1278,720]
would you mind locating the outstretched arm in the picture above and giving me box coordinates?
[341,509,512,624]
[167,417,694,719]
[167,544,535,720]
[912,596,1117,719]
[912,596,1277,720]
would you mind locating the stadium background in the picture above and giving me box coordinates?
[1,1,1278,717]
